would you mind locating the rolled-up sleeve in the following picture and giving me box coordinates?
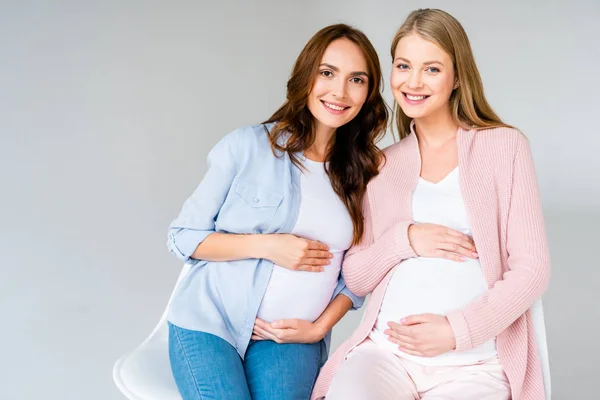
[167,128,242,262]
[332,272,365,310]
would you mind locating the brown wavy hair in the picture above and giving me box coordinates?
[263,24,388,245]
[391,9,511,139]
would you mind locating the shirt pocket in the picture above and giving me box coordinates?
[232,179,284,233]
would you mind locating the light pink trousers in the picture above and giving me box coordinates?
[326,339,511,400]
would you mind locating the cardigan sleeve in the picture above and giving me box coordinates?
[341,189,418,297]
[446,136,551,351]
[331,273,365,310]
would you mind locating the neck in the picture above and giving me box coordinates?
[413,108,459,148]
[305,121,335,161]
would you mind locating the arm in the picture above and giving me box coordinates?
[342,192,417,296]
[190,233,263,261]
[167,128,333,270]
[191,232,332,272]
[343,181,478,297]
[446,137,551,351]
[167,128,242,262]
[332,271,364,310]
[313,294,353,337]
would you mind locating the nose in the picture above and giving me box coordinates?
[407,70,423,89]
[331,78,348,99]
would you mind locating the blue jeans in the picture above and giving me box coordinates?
[168,322,322,400]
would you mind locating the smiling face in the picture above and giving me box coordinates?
[390,33,457,122]
[306,38,370,134]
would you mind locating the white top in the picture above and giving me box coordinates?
[370,167,498,365]
[257,158,353,322]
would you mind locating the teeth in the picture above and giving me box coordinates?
[406,94,426,101]
[324,102,346,111]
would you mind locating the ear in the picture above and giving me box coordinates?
[453,79,459,89]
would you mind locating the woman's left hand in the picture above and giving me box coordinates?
[384,313,456,357]
[252,318,326,344]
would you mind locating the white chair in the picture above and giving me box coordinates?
[113,264,190,400]
[113,264,551,400]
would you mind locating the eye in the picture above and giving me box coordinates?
[426,67,440,73]
[350,77,365,84]
[396,63,409,70]
[320,70,333,77]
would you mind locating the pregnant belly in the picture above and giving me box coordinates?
[376,257,488,328]
[256,253,343,322]
[372,258,498,366]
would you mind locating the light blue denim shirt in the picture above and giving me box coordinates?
[166,123,364,362]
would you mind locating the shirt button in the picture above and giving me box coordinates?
[253,197,259,203]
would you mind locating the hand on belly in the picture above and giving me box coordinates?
[384,313,457,357]
[251,317,326,344]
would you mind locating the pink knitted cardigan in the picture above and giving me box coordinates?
[311,125,551,400]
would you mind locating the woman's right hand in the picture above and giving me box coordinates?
[408,223,478,262]
[260,234,332,272]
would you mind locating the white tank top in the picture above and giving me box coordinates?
[370,167,498,365]
[257,158,353,322]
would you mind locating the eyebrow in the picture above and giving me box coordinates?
[394,57,444,66]
[319,63,369,78]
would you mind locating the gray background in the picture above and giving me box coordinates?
[1,0,598,399]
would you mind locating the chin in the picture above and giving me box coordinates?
[320,115,350,129]
[399,108,427,119]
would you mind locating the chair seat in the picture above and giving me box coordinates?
[113,339,181,400]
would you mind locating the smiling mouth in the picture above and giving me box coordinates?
[321,100,350,111]
[403,92,431,101]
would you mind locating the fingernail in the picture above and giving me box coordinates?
[400,318,406,324]
[460,256,466,261]
[473,252,479,257]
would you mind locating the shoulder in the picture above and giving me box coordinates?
[377,134,419,176]
[468,126,529,158]
[211,123,274,158]
[382,133,416,159]
[464,126,538,181]
[366,134,419,191]
[219,123,272,148]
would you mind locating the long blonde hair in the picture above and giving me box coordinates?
[391,9,511,139]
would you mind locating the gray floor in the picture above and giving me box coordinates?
[1,209,598,400]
